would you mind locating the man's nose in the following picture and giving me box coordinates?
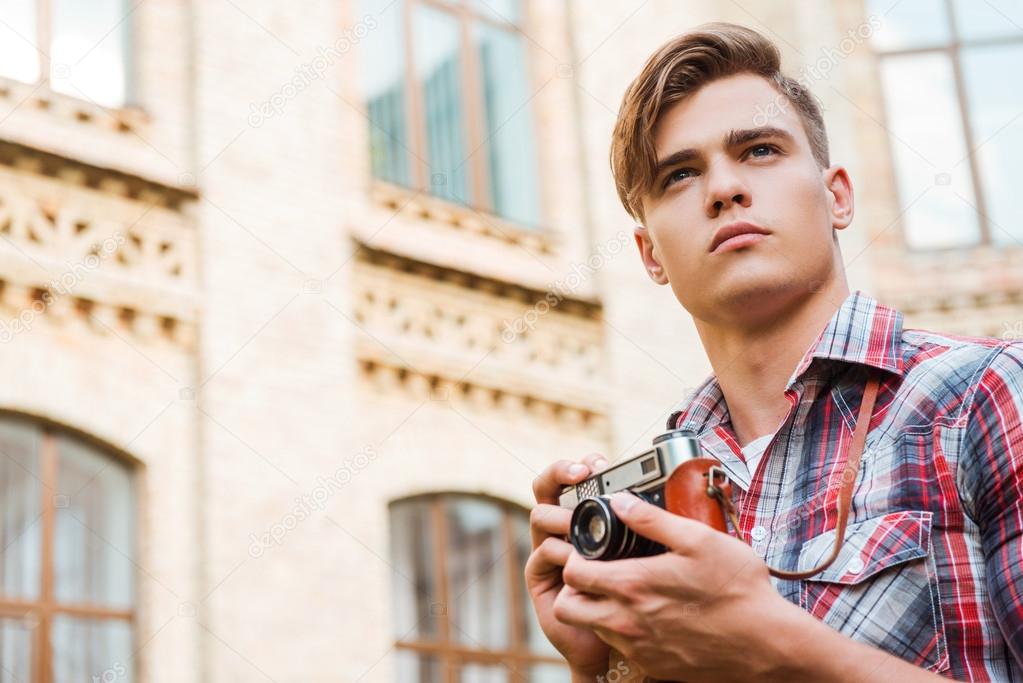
[704,165,751,216]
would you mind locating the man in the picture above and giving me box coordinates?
[525,22,1023,683]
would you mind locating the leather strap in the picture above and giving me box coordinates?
[709,374,881,580]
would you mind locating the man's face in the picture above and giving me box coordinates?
[636,72,851,327]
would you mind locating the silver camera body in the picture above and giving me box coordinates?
[558,430,705,560]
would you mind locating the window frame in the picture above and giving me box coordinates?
[390,494,565,683]
[5,0,135,109]
[385,0,542,225]
[871,0,1023,250]
[0,422,137,683]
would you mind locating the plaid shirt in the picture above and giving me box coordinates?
[667,291,1023,681]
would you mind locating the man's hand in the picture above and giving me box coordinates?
[525,455,613,680]
[554,491,806,683]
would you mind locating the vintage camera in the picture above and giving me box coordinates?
[559,430,706,561]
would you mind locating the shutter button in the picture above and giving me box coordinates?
[846,557,865,575]
[750,525,767,541]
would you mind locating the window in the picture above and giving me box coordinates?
[360,0,542,228]
[868,0,1023,249]
[389,495,568,682]
[0,417,136,682]
[0,0,131,108]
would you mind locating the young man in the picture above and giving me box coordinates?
[525,22,1023,683]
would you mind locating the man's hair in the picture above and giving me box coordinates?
[610,22,830,220]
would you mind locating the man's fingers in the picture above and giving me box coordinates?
[525,536,573,584]
[552,584,618,630]
[580,452,610,472]
[609,492,706,553]
[562,550,635,599]
[532,459,593,504]
[530,504,571,549]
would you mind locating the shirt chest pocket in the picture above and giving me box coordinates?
[798,510,949,673]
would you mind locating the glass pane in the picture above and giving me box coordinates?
[474,22,540,226]
[0,616,34,683]
[0,0,39,83]
[51,616,133,683]
[471,0,521,23]
[866,0,951,50]
[878,52,981,248]
[54,436,134,609]
[529,664,571,683]
[361,0,412,187]
[0,420,41,600]
[963,44,1023,245]
[511,513,557,655]
[413,4,471,205]
[390,499,440,640]
[953,0,1023,41]
[460,663,510,683]
[395,650,443,682]
[51,0,129,107]
[446,497,509,648]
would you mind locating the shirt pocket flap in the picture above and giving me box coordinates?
[797,510,933,584]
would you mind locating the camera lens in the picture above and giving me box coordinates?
[569,494,665,561]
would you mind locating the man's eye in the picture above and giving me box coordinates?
[664,168,696,188]
[748,144,777,158]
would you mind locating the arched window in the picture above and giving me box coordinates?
[0,417,135,682]
[389,494,568,682]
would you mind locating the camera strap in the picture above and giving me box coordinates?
[706,373,881,580]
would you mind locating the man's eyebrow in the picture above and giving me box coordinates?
[652,126,796,180]
[726,126,795,147]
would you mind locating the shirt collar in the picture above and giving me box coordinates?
[785,290,904,388]
[674,290,904,435]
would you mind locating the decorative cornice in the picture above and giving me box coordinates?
[0,76,149,134]
[0,278,196,349]
[0,139,196,210]
[358,358,609,438]
[370,181,556,254]
[355,241,601,319]
[351,244,609,426]
[0,144,198,347]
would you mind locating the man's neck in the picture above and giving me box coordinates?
[696,280,850,446]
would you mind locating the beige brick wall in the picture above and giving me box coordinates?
[1,0,1019,681]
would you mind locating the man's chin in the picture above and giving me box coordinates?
[691,274,808,326]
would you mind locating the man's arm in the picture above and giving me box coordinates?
[774,607,957,682]
[959,344,1023,662]
[556,493,963,682]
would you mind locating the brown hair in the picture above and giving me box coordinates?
[610,22,830,220]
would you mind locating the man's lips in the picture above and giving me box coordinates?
[709,221,771,253]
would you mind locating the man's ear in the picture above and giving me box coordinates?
[633,226,669,285]
[823,165,854,231]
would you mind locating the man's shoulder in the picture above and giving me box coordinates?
[901,327,1023,381]
[898,327,1023,419]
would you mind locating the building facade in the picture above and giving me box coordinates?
[0,0,1019,681]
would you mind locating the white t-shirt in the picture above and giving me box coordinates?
[740,433,775,479]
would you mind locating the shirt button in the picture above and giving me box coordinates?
[846,557,865,575]
[750,525,767,541]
